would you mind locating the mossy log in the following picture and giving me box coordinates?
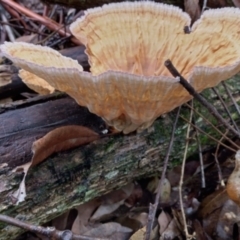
[0,72,240,239]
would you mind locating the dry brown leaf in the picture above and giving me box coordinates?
[125,183,143,207]
[160,219,182,240]
[12,125,99,204]
[159,178,171,203]
[147,177,171,203]
[118,212,148,232]
[167,161,200,187]
[201,199,240,239]
[130,225,158,240]
[101,183,134,205]
[147,177,159,193]
[130,226,146,240]
[232,0,240,7]
[83,222,132,240]
[158,210,172,235]
[198,187,228,218]
[90,200,125,222]
[184,0,201,23]
[90,183,134,221]
[52,211,70,231]
[31,125,99,166]
[131,212,148,227]
[193,220,211,240]
[72,199,101,234]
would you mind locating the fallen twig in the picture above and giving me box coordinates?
[180,115,237,152]
[185,102,239,150]
[0,0,81,45]
[213,130,230,187]
[0,214,108,240]
[145,106,181,240]
[222,81,240,117]
[165,59,240,141]
[192,115,205,188]
[179,100,194,239]
[212,87,239,131]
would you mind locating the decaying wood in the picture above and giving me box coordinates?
[0,94,105,168]
[0,73,240,238]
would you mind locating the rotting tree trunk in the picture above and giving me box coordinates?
[0,74,240,239]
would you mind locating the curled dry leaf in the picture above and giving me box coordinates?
[12,125,99,204]
[198,187,229,219]
[197,187,229,237]
[147,177,171,203]
[160,218,182,240]
[51,211,70,231]
[90,183,134,221]
[232,0,240,8]
[129,226,146,240]
[90,200,125,222]
[130,224,158,240]
[159,178,171,203]
[127,212,148,231]
[83,222,132,240]
[158,210,172,235]
[193,220,210,240]
[72,198,101,234]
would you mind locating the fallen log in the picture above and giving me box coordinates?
[0,73,240,238]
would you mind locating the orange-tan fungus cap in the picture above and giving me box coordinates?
[1,2,240,133]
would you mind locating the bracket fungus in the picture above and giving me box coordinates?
[2,2,240,133]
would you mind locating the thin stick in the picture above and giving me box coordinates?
[192,116,205,188]
[1,0,81,45]
[179,101,194,239]
[185,103,239,149]
[180,115,237,152]
[213,130,230,187]
[0,214,107,240]
[145,107,181,240]
[0,21,48,36]
[212,87,239,131]
[164,59,240,140]
[0,5,15,42]
[222,82,240,117]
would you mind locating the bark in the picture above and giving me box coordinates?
[0,74,240,239]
